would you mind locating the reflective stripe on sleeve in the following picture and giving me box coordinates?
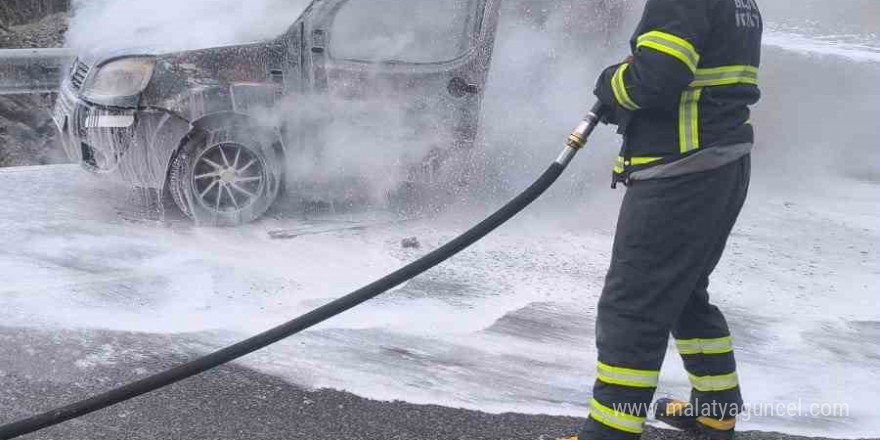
[675,336,733,355]
[596,362,660,388]
[636,31,700,73]
[611,63,640,111]
[678,87,702,153]
[688,372,739,392]
[589,398,646,434]
[690,65,758,87]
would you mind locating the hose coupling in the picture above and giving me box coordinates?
[556,108,602,166]
[564,111,601,150]
[565,121,589,150]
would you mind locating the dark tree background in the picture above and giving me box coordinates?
[0,0,69,167]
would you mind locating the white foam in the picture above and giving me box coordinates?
[764,29,880,63]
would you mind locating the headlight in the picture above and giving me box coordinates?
[82,57,155,101]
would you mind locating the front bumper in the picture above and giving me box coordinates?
[52,81,190,189]
[53,81,136,172]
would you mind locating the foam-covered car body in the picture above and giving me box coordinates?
[53,0,501,225]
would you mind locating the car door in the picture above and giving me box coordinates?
[297,0,501,160]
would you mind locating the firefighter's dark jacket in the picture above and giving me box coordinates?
[595,0,762,183]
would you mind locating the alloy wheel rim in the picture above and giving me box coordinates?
[191,142,266,213]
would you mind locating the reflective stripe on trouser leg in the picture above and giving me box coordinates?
[596,362,659,388]
[679,87,702,153]
[674,286,744,417]
[676,336,740,413]
[687,372,739,392]
[675,336,733,355]
[588,398,646,434]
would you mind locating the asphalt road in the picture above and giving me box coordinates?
[0,327,855,440]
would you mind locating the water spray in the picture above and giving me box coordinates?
[0,102,605,439]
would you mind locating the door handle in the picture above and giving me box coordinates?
[269,69,284,98]
[269,69,284,84]
[448,77,479,97]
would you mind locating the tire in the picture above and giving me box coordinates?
[169,123,282,226]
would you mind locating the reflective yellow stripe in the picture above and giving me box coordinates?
[628,156,662,166]
[589,398,645,434]
[611,64,640,111]
[678,87,702,153]
[688,372,739,392]
[596,362,660,388]
[690,65,759,88]
[636,31,700,73]
[613,156,625,174]
[613,156,662,175]
[676,336,733,355]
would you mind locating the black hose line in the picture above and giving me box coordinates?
[0,103,603,439]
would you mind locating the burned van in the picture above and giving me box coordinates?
[52,0,501,225]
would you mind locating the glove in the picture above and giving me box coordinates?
[593,56,635,130]
[593,63,623,125]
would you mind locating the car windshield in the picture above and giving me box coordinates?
[66,0,313,52]
[329,0,479,63]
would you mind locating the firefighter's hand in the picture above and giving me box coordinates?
[593,57,634,126]
[592,102,612,124]
[597,104,614,125]
[593,63,622,125]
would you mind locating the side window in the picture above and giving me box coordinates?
[328,0,479,63]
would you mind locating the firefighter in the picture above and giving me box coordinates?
[564,0,762,439]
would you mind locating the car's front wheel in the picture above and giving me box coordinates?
[169,124,282,226]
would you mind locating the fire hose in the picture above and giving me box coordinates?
[0,102,605,439]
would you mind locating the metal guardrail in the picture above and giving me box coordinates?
[0,48,76,94]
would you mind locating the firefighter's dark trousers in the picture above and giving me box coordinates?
[579,155,750,440]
